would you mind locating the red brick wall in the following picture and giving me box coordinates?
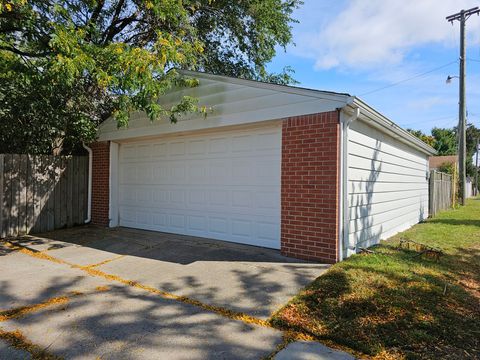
[91,141,110,226]
[281,111,340,263]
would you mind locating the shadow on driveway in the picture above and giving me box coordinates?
[6,226,329,319]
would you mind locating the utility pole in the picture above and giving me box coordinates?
[446,7,480,205]
[476,138,479,196]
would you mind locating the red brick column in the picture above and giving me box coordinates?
[90,141,110,226]
[281,111,340,263]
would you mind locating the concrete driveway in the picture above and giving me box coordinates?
[0,226,335,359]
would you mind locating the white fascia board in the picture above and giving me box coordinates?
[346,97,437,156]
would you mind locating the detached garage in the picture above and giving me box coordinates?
[92,70,435,263]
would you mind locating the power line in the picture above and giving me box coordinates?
[401,115,457,128]
[358,60,458,97]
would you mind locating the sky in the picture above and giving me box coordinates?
[267,0,480,136]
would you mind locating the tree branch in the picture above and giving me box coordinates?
[103,13,139,44]
[0,45,50,58]
[89,0,105,24]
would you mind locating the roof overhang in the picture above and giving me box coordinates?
[96,70,438,157]
[343,97,437,156]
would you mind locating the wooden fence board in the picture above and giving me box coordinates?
[26,155,35,233]
[3,155,12,236]
[67,156,74,227]
[57,158,69,227]
[78,156,87,224]
[0,155,4,238]
[35,155,46,234]
[11,154,20,236]
[18,154,28,235]
[429,170,453,217]
[0,154,89,237]
[54,156,62,229]
[72,157,79,225]
[46,156,55,231]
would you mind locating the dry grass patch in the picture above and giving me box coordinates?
[271,199,480,359]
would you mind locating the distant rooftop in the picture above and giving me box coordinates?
[429,155,458,169]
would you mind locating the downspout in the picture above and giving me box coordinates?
[339,105,360,260]
[82,143,92,224]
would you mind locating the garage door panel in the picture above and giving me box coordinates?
[209,216,228,236]
[209,137,229,153]
[118,125,281,249]
[152,142,167,158]
[119,204,279,248]
[187,139,207,155]
[169,141,186,156]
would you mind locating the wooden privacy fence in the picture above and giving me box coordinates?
[429,170,454,217]
[0,154,89,238]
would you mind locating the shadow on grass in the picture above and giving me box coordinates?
[427,219,480,227]
[272,246,480,359]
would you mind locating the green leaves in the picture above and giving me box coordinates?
[1,0,299,154]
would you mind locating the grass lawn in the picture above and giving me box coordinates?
[271,198,480,360]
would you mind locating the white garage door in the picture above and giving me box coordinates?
[117,125,281,249]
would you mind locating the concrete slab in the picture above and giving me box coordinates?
[98,255,326,319]
[275,341,356,360]
[35,226,329,319]
[0,339,31,360]
[6,235,73,252]
[40,245,121,267]
[1,285,284,359]
[0,251,108,310]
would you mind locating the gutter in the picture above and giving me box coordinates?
[351,97,437,156]
[82,143,92,224]
[338,104,360,260]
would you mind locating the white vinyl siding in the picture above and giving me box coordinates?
[347,120,429,250]
[98,74,349,142]
[117,125,281,249]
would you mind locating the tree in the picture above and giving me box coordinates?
[406,129,436,147]
[466,123,480,178]
[0,0,301,154]
[408,124,480,177]
[430,127,457,155]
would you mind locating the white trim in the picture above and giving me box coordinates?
[339,107,360,260]
[346,98,437,156]
[109,142,119,227]
[111,120,282,144]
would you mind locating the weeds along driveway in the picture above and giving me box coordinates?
[0,227,329,359]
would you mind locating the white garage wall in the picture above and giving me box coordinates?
[346,120,429,251]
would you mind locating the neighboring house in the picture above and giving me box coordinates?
[429,155,458,170]
[91,70,436,263]
[466,178,474,198]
